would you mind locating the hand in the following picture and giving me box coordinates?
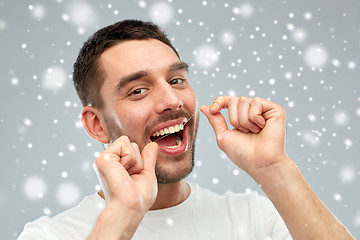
[200,96,288,178]
[94,136,158,215]
[201,96,356,240]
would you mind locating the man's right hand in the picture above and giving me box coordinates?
[88,136,158,240]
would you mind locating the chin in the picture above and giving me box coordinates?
[155,150,195,184]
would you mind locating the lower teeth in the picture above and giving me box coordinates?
[166,135,182,149]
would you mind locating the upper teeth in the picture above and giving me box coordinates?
[152,123,184,137]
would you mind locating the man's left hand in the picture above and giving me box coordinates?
[200,96,288,178]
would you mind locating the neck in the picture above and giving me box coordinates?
[150,179,190,210]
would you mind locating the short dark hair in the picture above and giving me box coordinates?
[73,19,179,108]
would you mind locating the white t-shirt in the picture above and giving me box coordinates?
[18,182,291,240]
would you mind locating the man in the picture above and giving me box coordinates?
[19,20,354,240]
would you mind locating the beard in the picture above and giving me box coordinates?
[103,110,199,184]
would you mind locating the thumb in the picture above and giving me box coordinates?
[200,105,229,137]
[141,142,158,173]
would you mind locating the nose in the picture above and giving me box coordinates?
[154,82,183,113]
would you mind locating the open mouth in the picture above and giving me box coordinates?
[150,123,185,149]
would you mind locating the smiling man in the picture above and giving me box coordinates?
[18,20,354,240]
[85,39,198,185]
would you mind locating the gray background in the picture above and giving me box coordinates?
[1,0,359,239]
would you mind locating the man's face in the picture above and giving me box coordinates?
[98,39,198,183]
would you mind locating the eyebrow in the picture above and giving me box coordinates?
[169,61,189,72]
[114,61,189,93]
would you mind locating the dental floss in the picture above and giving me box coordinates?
[153,108,199,142]
[184,107,200,125]
[103,108,200,147]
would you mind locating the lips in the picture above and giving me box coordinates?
[151,123,184,138]
[150,118,188,155]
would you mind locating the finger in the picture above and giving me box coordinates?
[141,142,158,174]
[95,136,134,177]
[106,135,132,158]
[238,98,261,133]
[94,147,134,201]
[236,125,251,134]
[257,98,286,123]
[116,137,138,169]
[199,105,229,142]
[126,142,143,175]
[209,96,233,114]
[105,136,141,175]
[227,97,241,129]
[248,98,266,129]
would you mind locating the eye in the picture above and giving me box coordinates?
[131,88,146,95]
[169,78,184,85]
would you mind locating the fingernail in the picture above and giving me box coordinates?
[210,102,218,111]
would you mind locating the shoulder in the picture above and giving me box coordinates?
[52,192,105,223]
[191,182,268,208]
[190,183,282,223]
[189,182,268,217]
[18,193,104,240]
[188,183,291,238]
[221,189,291,239]
[222,189,280,221]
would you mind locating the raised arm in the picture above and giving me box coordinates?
[200,96,354,240]
[88,136,158,240]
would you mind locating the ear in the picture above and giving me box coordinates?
[81,106,110,144]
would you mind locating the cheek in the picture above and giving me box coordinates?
[121,105,151,134]
[184,90,198,111]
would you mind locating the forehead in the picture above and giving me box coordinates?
[100,39,181,79]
